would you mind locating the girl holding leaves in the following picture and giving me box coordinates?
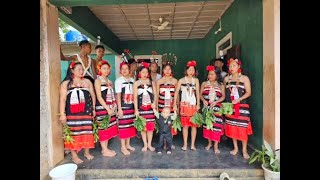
[94,60,118,157]
[173,60,200,151]
[59,61,96,164]
[115,62,137,155]
[200,65,225,154]
[224,58,252,159]
[133,62,156,152]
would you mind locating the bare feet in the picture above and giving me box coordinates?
[84,153,94,160]
[148,145,155,151]
[72,156,83,164]
[205,145,212,151]
[181,146,187,151]
[243,151,250,159]
[191,146,197,151]
[230,149,238,155]
[121,148,130,155]
[141,146,148,152]
[214,148,220,154]
[126,145,135,151]
[102,150,116,157]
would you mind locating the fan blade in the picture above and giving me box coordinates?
[150,24,159,28]
[161,21,169,27]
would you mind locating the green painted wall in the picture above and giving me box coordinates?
[120,39,207,83]
[61,54,116,83]
[203,0,263,147]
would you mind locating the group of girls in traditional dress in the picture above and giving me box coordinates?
[59,42,253,164]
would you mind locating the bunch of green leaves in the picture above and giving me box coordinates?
[155,120,159,133]
[249,140,280,172]
[92,121,99,143]
[202,107,216,130]
[172,116,182,133]
[63,124,74,144]
[190,112,204,126]
[134,116,147,132]
[100,115,110,129]
[219,103,234,115]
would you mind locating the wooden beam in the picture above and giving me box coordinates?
[49,0,227,7]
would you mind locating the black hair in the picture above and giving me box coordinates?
[95,45,105,50]
[206,66,223,84]
[162,64,173,76]
[128,58,136,65]
[137,65,152,82]
[209,58,224,66]
[62,61,83,88]
[78,40,90,47]
[184,65,198,77]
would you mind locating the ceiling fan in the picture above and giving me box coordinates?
[150,16,171,31]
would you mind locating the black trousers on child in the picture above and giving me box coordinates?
[157,132,172,152]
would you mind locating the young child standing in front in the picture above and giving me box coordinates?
[152,105,177,154]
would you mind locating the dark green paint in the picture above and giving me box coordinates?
[203,0,263,147]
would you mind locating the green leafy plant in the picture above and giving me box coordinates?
[172,116,182,133]
[202,107,216,130]
[134,116,147,132]
[155,120,159,133]
[92,122,99,143]
[190,112,204,126]
[63,124,74,144]
[100,115,110,129]
[249,140,280,172]
[218,103,234,115]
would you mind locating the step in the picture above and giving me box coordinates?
[75,169,263,180]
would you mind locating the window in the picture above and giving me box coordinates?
[216,32,232,58]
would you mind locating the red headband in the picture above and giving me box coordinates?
[97,60,109,70]
[206,65,215,71]
[69,61,79,69]
[227,58,242,66]
[187,60,197,67]
[120,61,129,70]
[141,62,149,68]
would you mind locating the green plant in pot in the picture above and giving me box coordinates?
[249,140,280,180]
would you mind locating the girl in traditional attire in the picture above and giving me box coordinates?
[115,62,137,155]
[133,62,156,151]
[173,60,200,151]
[224,58,252,159]
[59,61,96,164]
[201,65,225,154]
[94,60,118,157]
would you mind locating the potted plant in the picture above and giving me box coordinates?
[249,140,280,180]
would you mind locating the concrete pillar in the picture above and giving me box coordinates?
[263,0,280,150]
[40,0,64,179]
